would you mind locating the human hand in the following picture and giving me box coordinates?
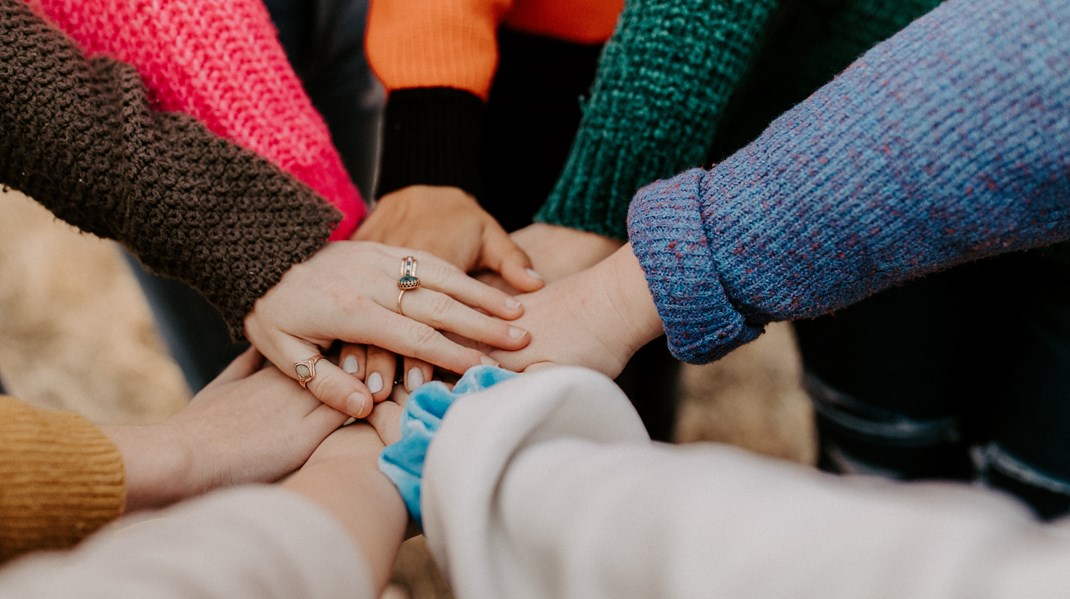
[102,348,348,512]
[348,187,543,404]
[356,185,544,291]
[511,222,624,283]
[488,244,664,377]
[244,241,531,418]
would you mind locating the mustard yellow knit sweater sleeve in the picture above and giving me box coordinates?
[0,396,124,562]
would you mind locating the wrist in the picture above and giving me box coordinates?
[597,244,664,356]
[376,88,485,199]
[101,423,192,512]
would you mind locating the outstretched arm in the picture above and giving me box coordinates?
[494,0,1070,373]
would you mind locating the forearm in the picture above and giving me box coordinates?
[282,425,406,591]
[424,368,1070,599]
[0,487,375,599]
[628,0,1070,363]
[0,0,339,336]
[537,0,778,239]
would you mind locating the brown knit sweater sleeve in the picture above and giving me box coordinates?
[0,396,125,563]
[0,0,340,337]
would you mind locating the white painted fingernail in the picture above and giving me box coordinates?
[346,393,368,418]
[505,297,522,310]
[367,372,384,394]
[342,355,359,375]
[526,268,543,280]
[407,368,425,391]
[508,326,527,339]
[480,356,500,367]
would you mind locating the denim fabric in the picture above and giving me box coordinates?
[797,251,1070,518]
[130,0,381,392]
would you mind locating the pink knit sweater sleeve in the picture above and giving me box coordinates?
[28,0,365,239]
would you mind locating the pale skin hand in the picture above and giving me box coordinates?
[476,223,624,295]
[511,222,625,284]
[346,185,545,399]
[101,348,348,513]
[281,423,407,593]
[487,244,665,377]
[355,185,544,290]
[243,241,530,418]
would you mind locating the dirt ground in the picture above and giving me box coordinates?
[0,188,815,597]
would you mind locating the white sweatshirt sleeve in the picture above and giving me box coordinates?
[0,486,375,599]
[422,367,1070,599]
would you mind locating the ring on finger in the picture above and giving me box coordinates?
[398,255,421,291]
[396,256,421,316]
[294,354,324,389]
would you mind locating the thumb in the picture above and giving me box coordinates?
[204,346,263,388]
[482,225,544,292]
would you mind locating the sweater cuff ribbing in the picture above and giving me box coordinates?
[376,88,485,200]
[0,397,125,562]
[626,169,762,363]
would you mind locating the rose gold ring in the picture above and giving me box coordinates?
[294,354,324,389]
[397,255,420,291]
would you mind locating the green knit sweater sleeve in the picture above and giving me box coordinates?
[535,0,778,239]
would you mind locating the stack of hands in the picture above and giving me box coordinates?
[243,184,663,419]
[112,185,663,518]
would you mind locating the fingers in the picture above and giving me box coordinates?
[339,343,367,379]
[401,356,432,393]
[367,393,406,446]
[272,335,373,419]
[482,224,544,293]
[365,345,397,403]
[398,287,530,351]
[389,250,524,321]
[206,346,263,388]
[350,309,499,375]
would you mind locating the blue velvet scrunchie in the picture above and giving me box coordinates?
[378,365,517,528]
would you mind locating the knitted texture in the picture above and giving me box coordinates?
[0,397,124,562]
[367,0,621,100]
[711,0,942,158]
[29,0,365,239]
[536,0,778,239]
[627,0,1070,363]
[0,0,340,337]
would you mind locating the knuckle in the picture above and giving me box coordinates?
[408,322,440,352]
[308,372,347,409]
[427,292,454,322]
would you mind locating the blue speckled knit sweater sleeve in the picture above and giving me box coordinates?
[627,0,1070,364]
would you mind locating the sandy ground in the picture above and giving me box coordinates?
[0,188,815,597]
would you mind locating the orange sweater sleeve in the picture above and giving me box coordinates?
[367,0,511,100]
[367,0,621,99]
[0,396,125,562]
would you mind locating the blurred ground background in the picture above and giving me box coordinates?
[0,188,815,598]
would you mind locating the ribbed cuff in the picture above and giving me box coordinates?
[626,169,762,363]
[376,88,485,200]
[0,398,125,561]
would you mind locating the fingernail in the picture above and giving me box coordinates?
[480,356,500,367]
[526,268,543,281]
[508,326,527,339]
[346,392,368,418]
[407,368,425,391]
[505,297,522,310]
[342,355,359,375]
[367,371,384,394]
